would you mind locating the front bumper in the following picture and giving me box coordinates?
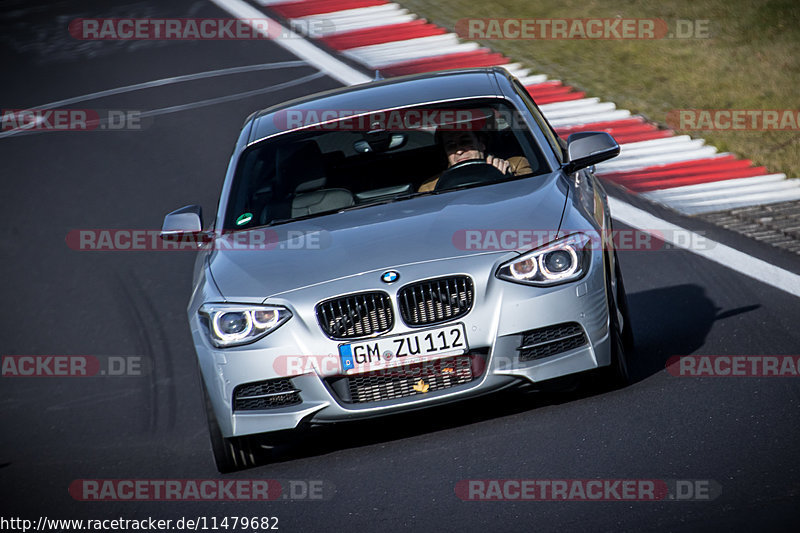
[191,249,611,438]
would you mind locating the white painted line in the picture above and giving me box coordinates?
[614,139,707,159]
[594,153,732,176]
[343,37,462,64]
[209,0,371,85]
[312,14,417,35]
[297,4,408,23]
[603,137,712,159]
[542,102,618,120]
[617,135,695,152]
[343,34,460,57]
[499,64,529,79]
[5,71,329,138]
[644,174,788,199]
[658,186,800,214]
[493,63,531,79]
[647,177,797,203]
[296,5,414,35]
[506,68,532,79]
[555,115,647,131]
[0,60,311,139]
[548,110,632,127]
[608,197,800,298]
[539,97,601,112]
[345,36,484,66]
[595,147,720,171]
[669,190,800,214]
[0,61,307,111]
[351,45,483,67]
[518,74,549,85]
[137,71,327,118]
[300,11,412,30]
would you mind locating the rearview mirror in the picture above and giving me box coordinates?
[159,205,212,242]
[563,132,620,174]
[353,132,407,153]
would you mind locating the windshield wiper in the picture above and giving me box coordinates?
[265,212,329,226]
[336,191,433,213]
[252,191,435,227]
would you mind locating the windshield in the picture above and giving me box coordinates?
[223,99,550,230]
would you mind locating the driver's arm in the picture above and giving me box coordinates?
[486,155,510,174]
[487,155,532,175]
[418,154,530,192]
[508,155,532,175]
[418,173,441,192]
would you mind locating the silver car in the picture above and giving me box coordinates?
[162,67,634,472]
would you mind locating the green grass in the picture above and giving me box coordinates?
[397,0,800,177]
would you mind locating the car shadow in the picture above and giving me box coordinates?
[624,283,759,382]
[242,283,759,469]
[257,385,576,466]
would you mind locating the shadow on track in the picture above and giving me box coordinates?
[625,283,759,380]
[245,383,588,468]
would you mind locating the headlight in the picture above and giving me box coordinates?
[496,233,592,286]
[198,304,292,347]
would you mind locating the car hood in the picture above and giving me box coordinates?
[208,172,568,300]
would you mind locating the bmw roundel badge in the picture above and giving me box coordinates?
[381,270,399,283]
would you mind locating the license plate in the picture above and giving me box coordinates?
[339,323,468,375]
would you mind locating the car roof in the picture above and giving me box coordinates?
[249,67,509,144]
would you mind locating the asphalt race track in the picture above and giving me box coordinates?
[1,1,799,531]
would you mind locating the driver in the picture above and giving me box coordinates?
[418,129,531,192]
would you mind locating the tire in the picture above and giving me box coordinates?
[201,380,263,473]
[607,305,630,387]
[613,250,635,353]
[603,251,634,388]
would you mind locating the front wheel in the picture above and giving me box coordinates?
[607,306,630,387]
[603,251,634,387]
[201,380,264,473]
[614,250,635,353]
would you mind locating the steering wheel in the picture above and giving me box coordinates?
[433,158,509,191]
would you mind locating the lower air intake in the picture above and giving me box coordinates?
[233,378,301,411]
[517,322,588,362]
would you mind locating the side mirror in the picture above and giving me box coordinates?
[159,205,212,242]
[563,132,620,174]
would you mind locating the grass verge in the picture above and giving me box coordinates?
[397,0,800,178]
